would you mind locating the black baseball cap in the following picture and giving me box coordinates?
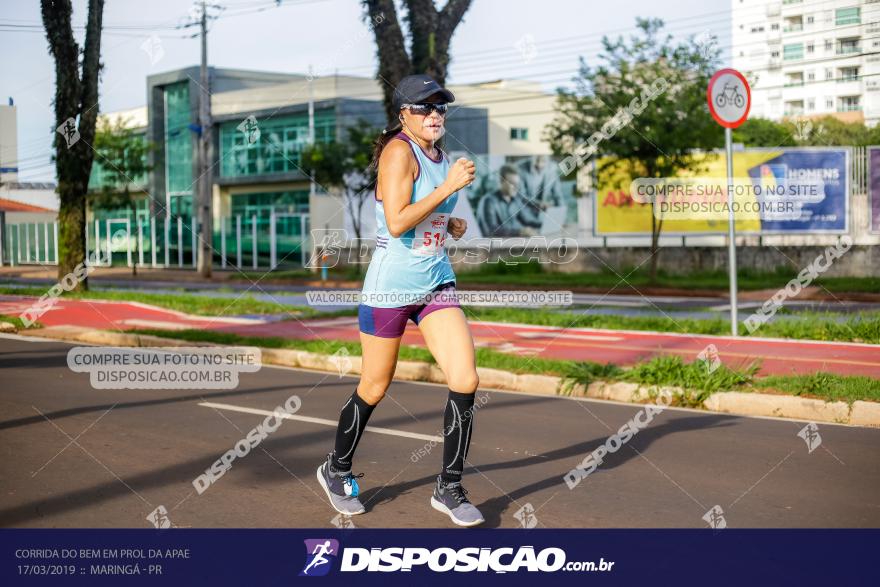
[392,74,455,110]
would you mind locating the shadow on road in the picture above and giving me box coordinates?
[359,413,738,528]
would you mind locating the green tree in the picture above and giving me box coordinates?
[547,18,723,282]
[733,118,796,147]
[799,116,876,146]
[301,122,378,272]
[734,115,880,147]
[41,0,105,288]
[91,117,152,276]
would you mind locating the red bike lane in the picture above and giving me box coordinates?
[2,294,878,378]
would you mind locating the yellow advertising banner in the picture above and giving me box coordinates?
[595,151,784,235]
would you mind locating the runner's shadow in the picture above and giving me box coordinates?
[359,413,737,528]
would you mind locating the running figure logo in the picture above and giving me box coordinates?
[300,539,339,577]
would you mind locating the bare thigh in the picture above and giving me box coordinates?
[357,331,402,404]
[417,307,479,394]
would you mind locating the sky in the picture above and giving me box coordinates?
[1,0,730,182]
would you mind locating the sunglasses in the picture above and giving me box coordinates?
[401,102,449,116]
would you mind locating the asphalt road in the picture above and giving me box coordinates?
[1,334,879,529]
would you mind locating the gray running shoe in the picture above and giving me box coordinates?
[430,475,484,527]
[317,454,366,515]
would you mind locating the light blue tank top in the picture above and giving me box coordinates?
[361,132,458,308]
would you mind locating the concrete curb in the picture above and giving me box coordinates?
[18,326,880,428]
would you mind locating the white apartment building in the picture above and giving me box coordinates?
[732,0,880,126]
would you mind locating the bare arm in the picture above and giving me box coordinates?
[377,140,474,238]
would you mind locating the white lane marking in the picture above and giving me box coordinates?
[516,331,623,342]
[198,401,442,442]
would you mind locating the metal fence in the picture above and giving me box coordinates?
[1,212,310,270]
[0,221,59,266]
[851,145,868,195]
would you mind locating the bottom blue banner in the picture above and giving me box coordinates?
[1,529,875,586]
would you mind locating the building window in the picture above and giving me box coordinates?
[806,43,814,53]
[807,99,815,110]
[838,37,860,55]
[806,15,814,24]
[784,100,805,116]
[783,43,804,60]
[825,39,833,51]
[771,23,780,30]
[219,109,336,179]
[164,81,193,201]
[807,71,815,81]
[826,98,834,109]
[839,66,860,82]
[510,127,529,140]
[826,68,834,80]
[838,96,860,111]
[835,7,860,26]
[230,190,309,217]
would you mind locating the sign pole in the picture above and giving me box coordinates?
[725,126,738,336]
[708,67,750,337]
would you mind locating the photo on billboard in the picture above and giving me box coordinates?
[451,153,580,240]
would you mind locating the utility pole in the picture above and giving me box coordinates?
[197,0,213,278]
[308,65,315,200]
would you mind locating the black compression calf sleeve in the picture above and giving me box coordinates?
[331,390,376,471]
[441,390,476,483]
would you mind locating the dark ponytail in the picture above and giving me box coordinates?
[370,121,402,172]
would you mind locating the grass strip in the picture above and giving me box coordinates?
[129,328,878,405]
[0,286,315,317]
[0,314,38,329]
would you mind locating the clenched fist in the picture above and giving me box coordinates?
[443,157,476,194]
[448,217,467,240]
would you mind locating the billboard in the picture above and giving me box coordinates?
[454,153,579,239]
[595,148,849,235]
[870,146,880,234]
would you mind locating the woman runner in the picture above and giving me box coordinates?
[317,74,483,526]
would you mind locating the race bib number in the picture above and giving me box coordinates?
[412,213,449,256]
